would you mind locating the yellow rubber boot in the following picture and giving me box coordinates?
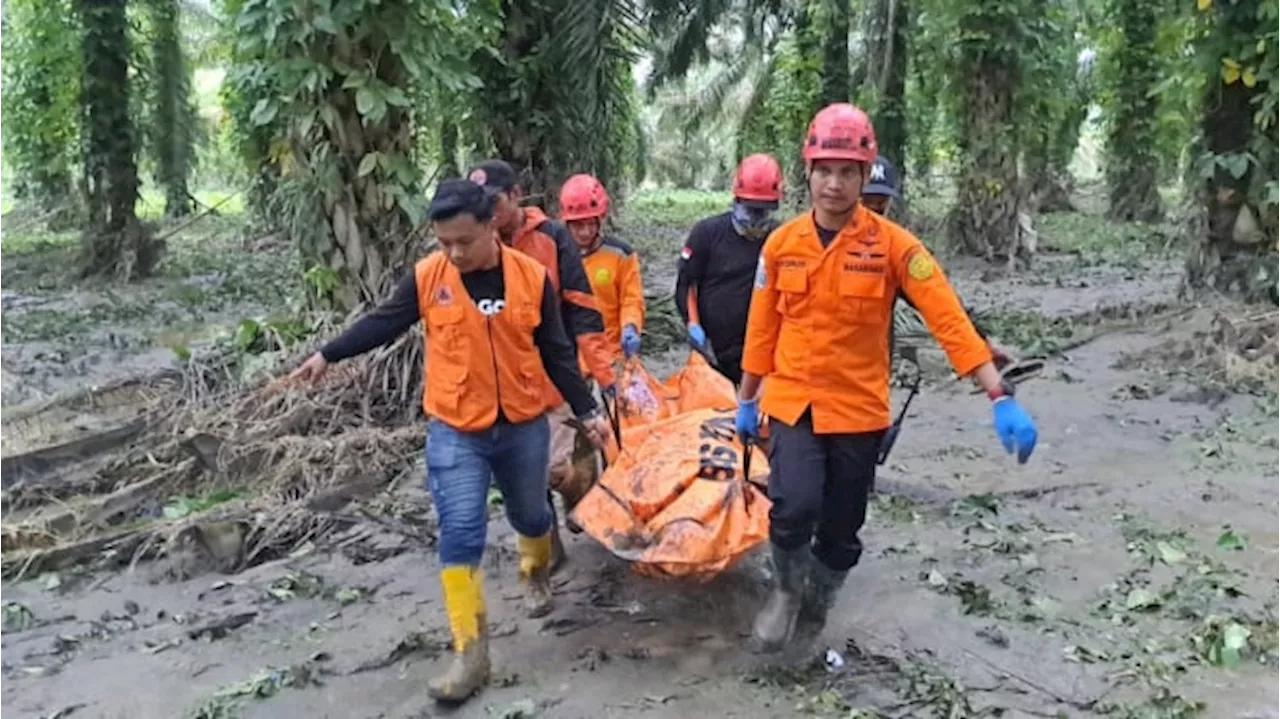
[428,565,490,703]
[517,533,555,618]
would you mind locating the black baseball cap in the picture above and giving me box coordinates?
[466,159,520,193]
[428,178,495,222]
[864,155,900,199]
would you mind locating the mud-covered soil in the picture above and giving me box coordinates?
[2,199,1277,719]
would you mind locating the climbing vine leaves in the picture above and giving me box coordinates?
[229,0,489,309]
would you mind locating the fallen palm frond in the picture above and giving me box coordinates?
[2,335,427,580]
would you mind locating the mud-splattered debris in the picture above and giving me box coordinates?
[347,630,445,675]
[189,661,325,718]
[541,615,599,636]
[123,599,140,615]
[3,601,38,631]
[620,646,650,660]
[976,625,1009,648]
[492,670,521,688]
[187,611,257,640]
[574,646,609,671]
[1062,644,1111,664]
[1095,686,1205,718]
[40,704,87,719]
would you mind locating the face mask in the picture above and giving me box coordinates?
[731,201,776,239]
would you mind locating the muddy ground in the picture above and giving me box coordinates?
[2,192,1277,719]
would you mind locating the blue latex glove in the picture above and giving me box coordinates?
[992,397,1038,464]
[687,323,708,350]
[621,324,641,358]
[735,398,760,442]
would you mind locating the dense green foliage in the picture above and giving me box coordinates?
[1,0,83,219]
[0,0,1273,298]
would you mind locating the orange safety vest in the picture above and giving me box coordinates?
[414,246,552,431]
[741,205,991,434]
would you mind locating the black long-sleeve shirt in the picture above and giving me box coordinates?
[320,263,598,419]
[674,212,772,359]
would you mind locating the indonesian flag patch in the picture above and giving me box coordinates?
[680,245,693,261]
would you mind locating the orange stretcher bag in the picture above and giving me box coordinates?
[573,353,770,581]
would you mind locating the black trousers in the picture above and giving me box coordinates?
[766,410,885,571]
[709,342,743,386]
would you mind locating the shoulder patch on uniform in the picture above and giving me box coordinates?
[754,256,768,290]
[600,236,634,256]
[434,284,454,305]
[593,266,613,284]
[680,245,693,261]
[907,251,935,281]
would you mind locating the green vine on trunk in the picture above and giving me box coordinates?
[147,0,197,218]
[1101,0,1165,222]
[229,0,489,310]
[78,0,160,281]
[2,0,83,224]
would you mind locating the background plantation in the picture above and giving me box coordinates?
[0,1,1277,718]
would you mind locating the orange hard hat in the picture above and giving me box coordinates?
[733,154,783,203]
[559,173,610,222]
[803,103,877,164]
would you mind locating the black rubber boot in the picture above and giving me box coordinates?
[794,559,849,644]
[751,544,810,652]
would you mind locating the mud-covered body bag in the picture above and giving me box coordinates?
[571,354,771,580]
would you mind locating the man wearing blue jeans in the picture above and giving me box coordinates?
[291,179,608,704]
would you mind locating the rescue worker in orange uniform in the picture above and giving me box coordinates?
[736,104,1040,652]
[290,180,610,703]
[466,160,617,558]
[559,173,646,361]
[675,154,785,385]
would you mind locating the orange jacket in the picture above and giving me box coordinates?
[741,206,992,434]
[582,236,645,358]
[414,247,551,431]
[508,207,617,389]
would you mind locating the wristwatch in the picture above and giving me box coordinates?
[987,378,1016,402]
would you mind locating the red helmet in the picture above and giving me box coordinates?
[558,173,609,222]
[733,154,783,202]
[803,103,877,164]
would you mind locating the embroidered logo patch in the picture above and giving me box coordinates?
[594,267,612,284]
[907,252,934,281]
[468,168,487,185]
[435,285,454,305]
[680,245,693,261]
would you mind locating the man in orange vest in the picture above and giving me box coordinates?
[736,104,1039,652]
[290,179,610,703]
[466,160,618,561]
[675,154,784,385]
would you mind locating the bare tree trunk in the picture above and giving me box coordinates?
[949,60,1022,262]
